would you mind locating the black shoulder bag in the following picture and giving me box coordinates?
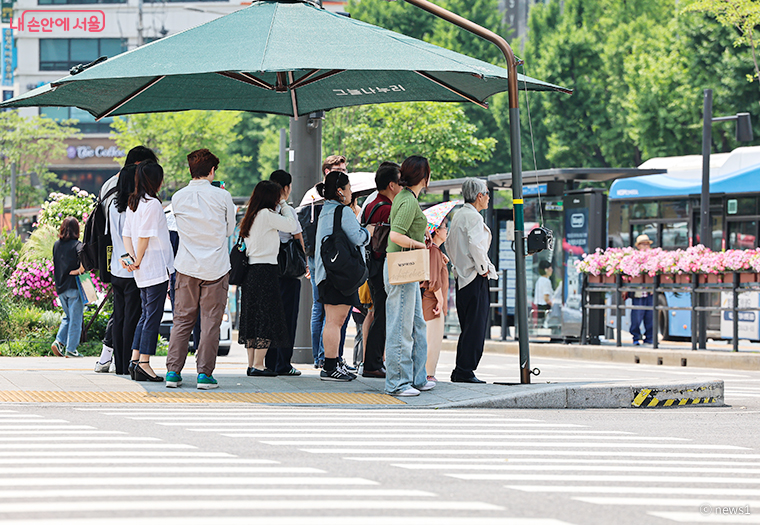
[321,205,368,296]
[229,237,249,286]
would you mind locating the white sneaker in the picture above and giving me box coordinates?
[109,360,116,373]
[93,360,111,373]
[393,387,420,397]
[418,380,436,391]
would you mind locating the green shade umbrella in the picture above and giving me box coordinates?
[0,0,569,118]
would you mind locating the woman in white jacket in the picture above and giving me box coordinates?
[237,180,299,376]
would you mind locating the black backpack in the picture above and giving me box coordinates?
[320,205,368,296]
[80,186,117,282]
[297,202,323,258]
[361,201,391,279]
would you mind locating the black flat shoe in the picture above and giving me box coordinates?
[128,360,138,381]
[451,374,486,384]
[134,363,164,382]
[247,367,277,377]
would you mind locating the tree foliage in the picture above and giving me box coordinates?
[517,0,760,169]
[0,111,80,209]
[685,0,760,85]
[323,102,496,179]
[109,111,249,196]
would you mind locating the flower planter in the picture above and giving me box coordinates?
[675,274,692,284]
[739,272,759,284]
[699,273,725,284]
[660,274,675,284]
[589,274,616,284]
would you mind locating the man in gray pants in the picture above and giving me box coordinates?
[165,149,236,390]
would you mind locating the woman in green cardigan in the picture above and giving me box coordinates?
[384,156,437,397]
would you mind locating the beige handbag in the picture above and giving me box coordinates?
[387,248,431,285]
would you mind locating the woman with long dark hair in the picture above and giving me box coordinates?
[51,217,85,358]
[121,160,174,382]
[238,180,299,376]
[99,147,157,375]
[314,171,370,382]
[384,156,435,396]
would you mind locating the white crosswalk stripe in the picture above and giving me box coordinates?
[87,405,760,524]
[0,408,563,524]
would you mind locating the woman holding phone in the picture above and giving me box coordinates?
[121,160,174,382]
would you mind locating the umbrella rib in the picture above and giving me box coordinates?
[415,71,489,109]
[288,71,299,120]
[217,71,275,91]
[95,76,165,121]
[290,69,346,90]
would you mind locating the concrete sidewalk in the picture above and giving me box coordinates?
[0,351,723,409]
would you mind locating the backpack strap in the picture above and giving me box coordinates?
[332,203,344,235]
[362,201,387,227]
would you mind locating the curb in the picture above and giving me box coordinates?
[441,340,760,371]
[436,379,724,409]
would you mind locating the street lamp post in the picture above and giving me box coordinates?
[698,88,753,349]
[389,0,533,383]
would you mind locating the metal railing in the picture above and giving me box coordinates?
[582,272,760,351]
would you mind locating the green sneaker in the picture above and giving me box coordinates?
[197,374,218,390]
[165,371,182,388]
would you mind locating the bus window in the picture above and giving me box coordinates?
[662,221,688,249]
[660,200,688,219]
[728,221,758,250]
[726,197,756,216]
[632,202,658,220]
[631,223,658,247]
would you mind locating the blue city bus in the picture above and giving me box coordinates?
[609,152,760,339]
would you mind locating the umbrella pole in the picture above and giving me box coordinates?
[399,0,532,384]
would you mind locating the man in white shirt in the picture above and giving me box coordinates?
[447,178,497,384]
[166,149,236,390]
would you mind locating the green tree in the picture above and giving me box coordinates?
[225,112,289,197]
[684,0,760,87]
[110,111,249,195]
[0,111,80,209]
[346,0,509,177]
[322,102,496,179]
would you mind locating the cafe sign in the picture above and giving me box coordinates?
[67,145,124,160]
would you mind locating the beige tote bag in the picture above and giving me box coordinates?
[387,248,431,285]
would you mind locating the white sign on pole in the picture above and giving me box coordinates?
[720,292,760,340]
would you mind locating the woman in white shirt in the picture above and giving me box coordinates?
[122,161,174,382]
[237,180,299,376]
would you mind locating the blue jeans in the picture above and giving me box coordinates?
[631,294,654,344]
[308,257,349,364]
[383,259,428,394]
[56,287,83,353]
[132,280,168,356]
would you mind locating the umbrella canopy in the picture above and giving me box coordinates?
[423,200,459,235]
[0,0,569,118]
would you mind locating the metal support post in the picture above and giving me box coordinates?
[9,162,16,235]
[733,271,740,352]
[691,275,698,351]
[398,0,532,383]
[616,274,622,347]
[279,127,287,170]
[289,116,322,364]
[501,269,508,341]
[652,275,659,350]
[699,89,712,350]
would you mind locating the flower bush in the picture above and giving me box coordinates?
[0,230,23,279]
[6,259,57,306]
[36,187,95,231]
[576,246,760,277]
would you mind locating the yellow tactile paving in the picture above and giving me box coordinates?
[0,390,405,405]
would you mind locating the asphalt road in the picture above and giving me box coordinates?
[1,350,758,525]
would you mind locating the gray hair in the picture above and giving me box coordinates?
[461,178,488,203]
